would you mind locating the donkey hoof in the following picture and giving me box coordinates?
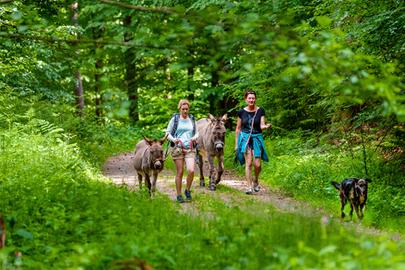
[209,185,216,191]
[200,181,205,187]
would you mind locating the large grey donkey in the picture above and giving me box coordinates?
[196,114,227,191]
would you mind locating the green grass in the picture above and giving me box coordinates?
[224,132,405,233]
[0,116,404,269]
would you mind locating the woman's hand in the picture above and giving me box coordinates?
[262,123,272,130]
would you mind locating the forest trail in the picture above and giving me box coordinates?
[102,152,387,238]
[102,152,320,216]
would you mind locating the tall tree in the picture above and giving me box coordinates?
[92,27,104,119]
[71,2,84,116]
[123,15,139,123]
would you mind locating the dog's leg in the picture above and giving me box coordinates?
[354,203,362,220]
[349,201,354,220]
[355,204,364,220]
[359,204,365,220]
[340,192,346,218]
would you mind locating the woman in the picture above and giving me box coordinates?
[166,99,199,203]
[235,90,271,194]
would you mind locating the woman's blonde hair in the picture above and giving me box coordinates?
[178,99,190,109]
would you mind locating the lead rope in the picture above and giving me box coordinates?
[177,139,193,154]
[163,139,190,160]
[163,140,171,161]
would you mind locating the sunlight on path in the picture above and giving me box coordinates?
[102,152,391,238]
[102,152,326,216]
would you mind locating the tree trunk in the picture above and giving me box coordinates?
[0,214,6,249]
[93,28,104,119]
[94,59,102,118]
[187,65,194,99]
[71,2,84,116]
[208,62,221,114]
[75,71,84,113]
[124,15,139,123]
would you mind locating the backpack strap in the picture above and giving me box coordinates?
[171,113,196,137]
[170,113,180,137]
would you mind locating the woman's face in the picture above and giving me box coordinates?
[245,94,256,106]
[180,104,189,116]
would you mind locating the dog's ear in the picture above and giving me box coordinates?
[331,181,341,190]
[365,178,372,183]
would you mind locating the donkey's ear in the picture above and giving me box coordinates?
[221,114,228,122]
[208,114,215,121]
[159,134,168,144]
[143,136,153,145]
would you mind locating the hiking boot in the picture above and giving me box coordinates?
[176,195,185,203]
[253,184,261,192]
[185,189,192,201]
[245,188,253,195]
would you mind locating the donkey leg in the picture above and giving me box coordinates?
[215,155,224,185]
[208,155,216,191]
[198,154,205,187]
[145,174,152,196]
[138,173,143,189]
[151,171,158,195]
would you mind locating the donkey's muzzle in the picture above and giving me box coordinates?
[215,141,224,152]
[154,160,163,170]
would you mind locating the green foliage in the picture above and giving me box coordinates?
[1,123,405,268]
[0,0,404,267]
[228,128,402,229]
[225,132,405,231]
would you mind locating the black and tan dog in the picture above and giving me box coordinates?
[331,178,372,220]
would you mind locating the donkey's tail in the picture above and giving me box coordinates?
[331,181,341,190]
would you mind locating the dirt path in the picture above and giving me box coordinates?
[102,152,396,239]
[103,152,328,216]
[103,153,402,241]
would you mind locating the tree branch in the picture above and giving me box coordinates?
[0,32,173,50]
[99,0,177,14]
[0,0,14,4]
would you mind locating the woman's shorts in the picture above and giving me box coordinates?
[171,147,196,160]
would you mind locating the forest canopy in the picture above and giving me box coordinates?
[0,0,404,148]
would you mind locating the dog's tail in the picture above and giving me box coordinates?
[331,181,341,190]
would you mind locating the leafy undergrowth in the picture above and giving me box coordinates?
[1,124,404,269]
[224,133,405,233]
